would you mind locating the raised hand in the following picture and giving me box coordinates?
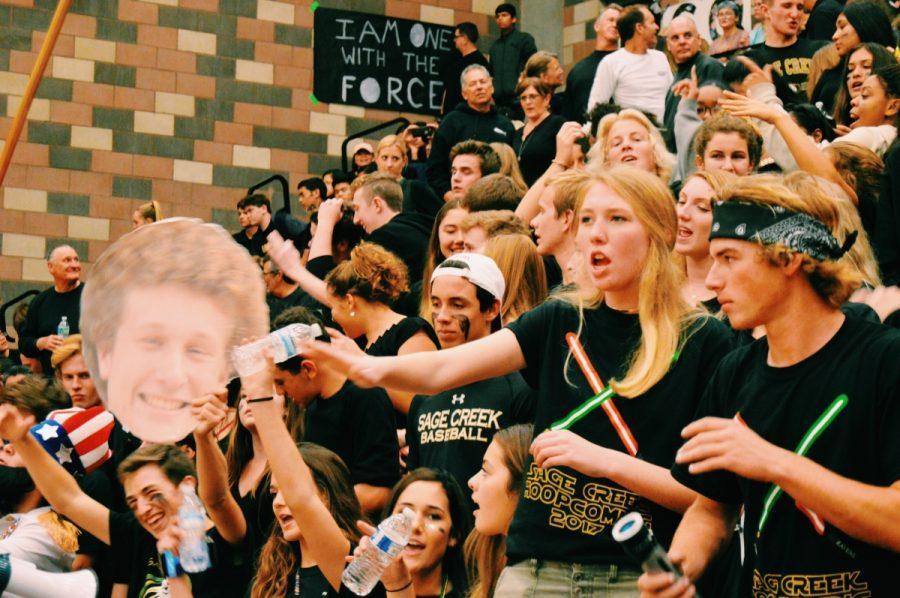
[0,404,35,443]
[671,65,699,101]
[191,390,228,436]
[719,90,784,124]
[317,198,344,229]
[736,55,773,89]
[554,122,587,168]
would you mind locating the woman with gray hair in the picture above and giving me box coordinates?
[710,1,750,54]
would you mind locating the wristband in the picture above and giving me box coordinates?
[161,551,185,578]
[246,396,274,403]
[385,580,413,593]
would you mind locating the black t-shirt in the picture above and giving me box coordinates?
[401,177,442,221]
[876,142,900,285]
[745,39,827,98]
[563,50,615,122]
[109,510,238,598]
[366,213,432,283]
[406,373,536,506]
[267,287,315,326]
[225,477,275,596]
[233,212,310,259]
[366,316,439,358]
[513,114,566,187]
[303,381,401,488]
[672,316,900,597]
[810,66,842,115]
[18,283,84,373]
[504,299,735,564]
[441,50,490,116]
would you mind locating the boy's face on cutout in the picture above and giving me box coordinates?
[99,286,230,442]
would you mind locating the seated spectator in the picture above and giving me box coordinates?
[18,245,83,374]
[51,334,101,409]
[483,235,548,323]
[587,5,672,124]
[521,51,566,115]
[824,141,885,246]
[351,173,433,283]
[325,169,354,202]
[427,65,515,200]
[459,210,530,252]
[693,112,763,176]
[232,193,309,259]
[449,141,502,202]
[489,142,528,195]
[262,256,312,325]
[270,307,400,513]
[588,109,676,182]
[12,302,41,375]
[375,135,442,219]
[831,43,895,131]
[131,200,161,230]
[513,78,566,186]
[461,173,523,213]
[406,254,534,506]
[297,176,327,214]
[349,140,376,176]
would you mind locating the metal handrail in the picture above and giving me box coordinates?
[1,290,39,342]
[341,117,410,172]
[248,174,291,214]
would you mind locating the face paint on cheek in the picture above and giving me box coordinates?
[451,315,471,341]
[150,492,171,512]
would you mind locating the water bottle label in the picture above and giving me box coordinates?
[371,529,403,558]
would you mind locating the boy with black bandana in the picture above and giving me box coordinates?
[640,175,900,597]
[406,254,534,505]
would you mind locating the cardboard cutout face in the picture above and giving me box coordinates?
[81,219,268,442]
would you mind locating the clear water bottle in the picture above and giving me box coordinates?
[231,323,323,377]
[342,508,415,596]
[57,316,69,337]
[177,482,210,573]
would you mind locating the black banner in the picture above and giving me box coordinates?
[313,7,454,115]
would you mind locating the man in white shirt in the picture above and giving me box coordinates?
[587,4,673,124]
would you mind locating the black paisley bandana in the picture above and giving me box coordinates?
[710,201,857,262]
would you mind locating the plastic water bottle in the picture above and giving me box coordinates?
[176,482,210,573]
[231,323,323,377]
[342,508,415,595]
[57,316,69,337]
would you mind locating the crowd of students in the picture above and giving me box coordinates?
[1,0,900,597]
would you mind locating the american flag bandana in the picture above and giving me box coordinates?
[29,406,115,476]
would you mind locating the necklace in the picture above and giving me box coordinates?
[294,568,300,596]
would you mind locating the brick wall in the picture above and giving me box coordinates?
[562,0,601,70]
[0,0,518,309]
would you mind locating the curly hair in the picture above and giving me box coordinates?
[325,241,409,305]
[717,175,863,307]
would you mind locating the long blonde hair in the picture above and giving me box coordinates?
[483,234,548,323]
[489,142,528,194]
[588,109,675,182]
[464,425,534,598]
[562,166,697,398]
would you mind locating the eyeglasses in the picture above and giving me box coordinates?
[519,94,543,103]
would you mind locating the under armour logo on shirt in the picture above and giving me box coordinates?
[452,393,466,405]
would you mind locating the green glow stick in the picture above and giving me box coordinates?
[756,394,848,537]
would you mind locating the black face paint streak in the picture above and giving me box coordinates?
[452,315,471,340]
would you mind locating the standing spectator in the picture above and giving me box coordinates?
[489,3,537,114]
[710,1,752,53]
[750,0,767,44]
[18,245,83,374]
[513,78,566,186]
[427,65,514,200]
[664,15,726,152]
[442,22,490,116]
[563,4,622,122]
[51,334,100,409]
[449,141,503,202]
[406,254,535,507]
[803,0,843,41]
[351,174,433,282]
[521,51,566,115]
[745,0,828,98]
[587,5,673,124]
[232,193,309,259]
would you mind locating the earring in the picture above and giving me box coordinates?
[350,311,356,317]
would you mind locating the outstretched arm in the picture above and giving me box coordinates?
[267,230,331,305]
[298,328,526,397]
[0,405,111,544]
